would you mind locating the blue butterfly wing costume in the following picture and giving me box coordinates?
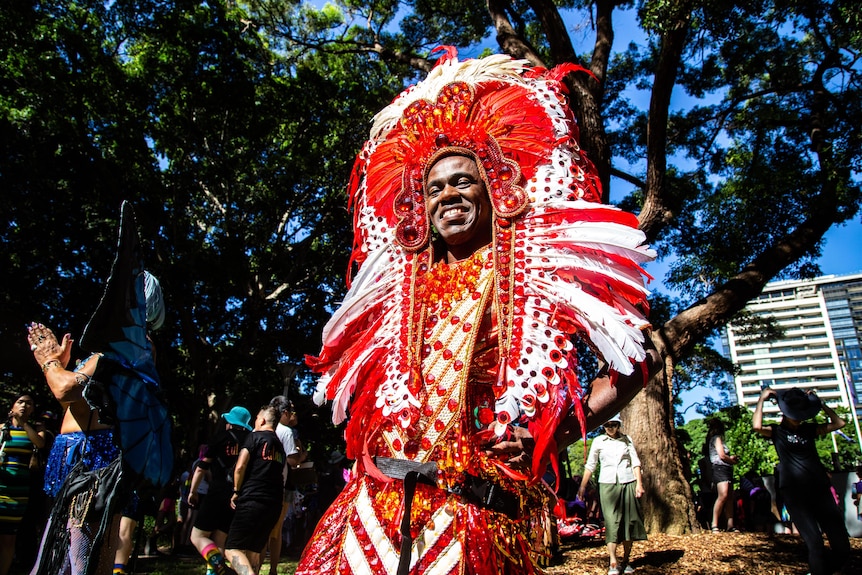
[31,202,173,575]
[79,200,174,489]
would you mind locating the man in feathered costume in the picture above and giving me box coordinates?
[301,48,657,575]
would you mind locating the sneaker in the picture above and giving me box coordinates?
[623,565,635,574]
[608,567,620,575]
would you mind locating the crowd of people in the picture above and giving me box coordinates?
[553,385,857,575]
[6,381,859,575]
[0,375,337,575]
[183,398,327,575]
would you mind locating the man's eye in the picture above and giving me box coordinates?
[426,187,441,196]
[457,179,473,187]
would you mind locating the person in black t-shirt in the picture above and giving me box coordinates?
[226,406,286,574]
[753,387,850,575]
[189,407,253,575]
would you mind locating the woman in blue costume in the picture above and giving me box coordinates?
[26,202,171,575]
[28,316,121,575]
[27,202,173,575]
[26,270,165,575]
[0,394,47,575]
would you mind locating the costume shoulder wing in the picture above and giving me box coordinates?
[80,201,173,488]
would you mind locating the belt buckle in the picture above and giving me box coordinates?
[463,475,495,507]
[448,476,518,519]
[483,482,498,507]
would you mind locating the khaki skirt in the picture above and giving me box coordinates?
[599,481,647,543]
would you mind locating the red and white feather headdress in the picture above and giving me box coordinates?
[308,49,654,470]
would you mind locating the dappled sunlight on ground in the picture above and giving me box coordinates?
[549,531,862,575]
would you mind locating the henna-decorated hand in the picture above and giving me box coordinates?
[26,322,72,369]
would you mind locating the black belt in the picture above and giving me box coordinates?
[374,457,520,518]
[455,473,520,519]
[375,457,438,485]
[374,457,521,575]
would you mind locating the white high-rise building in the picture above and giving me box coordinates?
[723,273,862,446]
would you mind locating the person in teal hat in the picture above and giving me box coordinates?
[222,407,253,432]
[188,407,252,575]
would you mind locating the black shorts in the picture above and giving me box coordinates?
[194,488,234,534]
[712,464,733,484]
[225,499,282,552]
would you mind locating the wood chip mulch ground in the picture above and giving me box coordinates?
[548,531,862,575]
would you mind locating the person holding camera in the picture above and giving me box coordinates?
[753,387,850,575]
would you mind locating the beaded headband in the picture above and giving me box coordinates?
[390,82,531,251]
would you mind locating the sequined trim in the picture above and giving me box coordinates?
[43,429,118,497]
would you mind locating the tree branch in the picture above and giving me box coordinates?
[524,0,577,64]
[638,1,692,243]
[369,42,434,73]
[610,166,645,189]
[562,0,620,201]
[589,0,619,86]
[486,0,546,67]
[661,200,839,362]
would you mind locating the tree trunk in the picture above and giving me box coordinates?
[621,335,699,534]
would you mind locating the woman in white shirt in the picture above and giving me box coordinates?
[577,419,646,575]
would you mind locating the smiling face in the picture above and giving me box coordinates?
[424,154,493,262]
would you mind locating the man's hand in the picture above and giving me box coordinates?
[27,323,73,369]
[485,426,535,471]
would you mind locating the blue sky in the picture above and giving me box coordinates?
[814,220,862,277]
